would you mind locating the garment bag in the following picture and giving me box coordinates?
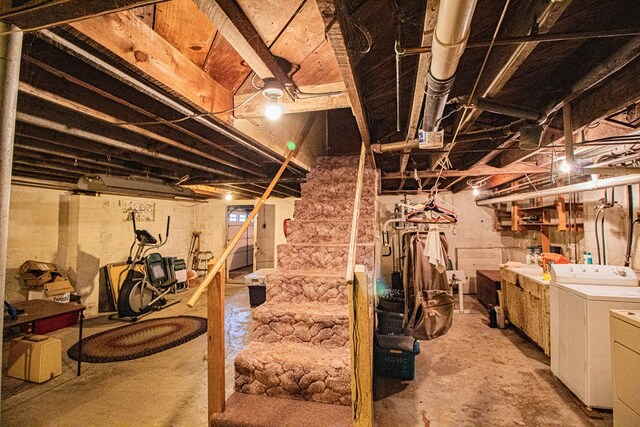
[404,231,455,340]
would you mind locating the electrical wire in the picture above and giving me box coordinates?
[430,0,512,195]
[112,90,262,126]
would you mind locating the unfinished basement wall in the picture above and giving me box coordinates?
[503,184,640,269]
[5,185,195,316]
[379,192,518,292]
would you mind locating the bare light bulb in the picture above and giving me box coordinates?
[225,192,232,201]
[559,160,571,173]
[264,101,282,121]
[472,187,480,197]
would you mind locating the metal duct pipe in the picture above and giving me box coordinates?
[476,174,640,206]
[456,96,547,123]
[372,120,522,153]
[422,0,477,132]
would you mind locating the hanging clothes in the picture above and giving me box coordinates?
[404,233,455,340]
[423,224,448,273]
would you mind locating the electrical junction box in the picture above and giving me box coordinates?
[418,129,444,149]
[8,335,62,383]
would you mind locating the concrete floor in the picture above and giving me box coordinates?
[2,291,613,426]
[2,284,251,427]
[374,297,613,426]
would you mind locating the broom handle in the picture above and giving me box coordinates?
[187,149,295,308]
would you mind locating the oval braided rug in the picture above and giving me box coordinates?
[67,316,207,363]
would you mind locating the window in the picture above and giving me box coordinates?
[238,213,247,222]
[228,213,238,223]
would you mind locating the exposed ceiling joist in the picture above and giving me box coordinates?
[398,0,439,191]
[429,0,572,170]
[18,82,261,176]
[192,0,291,84]
[69,10,234,121]
[233,82,350,118]
[497,58,640,168]
[458,0,572,130]
[0,0,163,30]
[316,0,371,147]
[382,162,548,180]
[17,112,241,179]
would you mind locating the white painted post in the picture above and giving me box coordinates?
[0,22,23,420]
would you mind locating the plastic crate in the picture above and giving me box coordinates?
[374,340,420,380]
[376,309,404,335]
[248,285,266,307]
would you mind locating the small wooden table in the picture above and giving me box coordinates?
[4,300,86,375]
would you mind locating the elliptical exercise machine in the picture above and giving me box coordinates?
[113,215,179,321]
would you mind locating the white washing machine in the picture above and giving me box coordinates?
[610,309,640,426]
[550,264,640,409]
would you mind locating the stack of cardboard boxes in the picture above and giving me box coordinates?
[20,260,75,303]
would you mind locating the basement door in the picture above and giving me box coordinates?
[226,206,254,281]
[254,204,276,270]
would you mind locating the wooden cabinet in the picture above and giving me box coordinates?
[476,270,501,309]
[501,268,550,355]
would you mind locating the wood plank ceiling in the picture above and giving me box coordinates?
[3,0,640,198]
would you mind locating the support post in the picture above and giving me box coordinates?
[0,22,23,416]
[207,266,225,418]
[350,266,374,426]
[563,104,575,168]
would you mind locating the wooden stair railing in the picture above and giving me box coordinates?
[347,143,374,426]
[187,147,295,420]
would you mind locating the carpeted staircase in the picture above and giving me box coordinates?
[233,155,377,408]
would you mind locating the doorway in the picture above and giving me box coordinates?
[226,205,254,282]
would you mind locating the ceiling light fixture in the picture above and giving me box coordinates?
[225,192,232,201]
[559,160,571,173]
[262,78,284,121]
[472,186,480,197]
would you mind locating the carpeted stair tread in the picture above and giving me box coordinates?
[286,219,375,244]
[293,199,376,221]
[253,302,349,348]
[210,392,350,427]
[277,243,375,272]
[235,341,351,405]
[266,271,348,304]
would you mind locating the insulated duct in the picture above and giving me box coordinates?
[422,0,477,134]
[476,175,640,206]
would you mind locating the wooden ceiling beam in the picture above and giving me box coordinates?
[233,82,350,118]
[0,0,163,30]
[397,0,439,191]
[192,0,291,84]
[496,58,640,168]
[18,82,261,176]
[458,0,572,131]
[69,10,234,121]
[316,0,370,147]
[429,0,572,170]
[382,162,548,180]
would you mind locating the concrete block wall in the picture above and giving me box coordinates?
[5,185,297,316]
[379,192,518,292]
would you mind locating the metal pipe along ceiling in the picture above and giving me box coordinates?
[423,0,477,132]
[476,175,640,206]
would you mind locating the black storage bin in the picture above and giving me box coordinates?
[248,285,266,307]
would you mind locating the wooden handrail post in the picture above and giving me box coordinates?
[350,265,374,426]
[187,148,295,308]
[208,268,225,418]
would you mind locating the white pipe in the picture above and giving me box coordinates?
[477,174,640,205]
[430,0,477,81]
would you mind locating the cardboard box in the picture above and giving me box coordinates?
[20,260,58,274]
[21,271,53,288]
[28,280,75,304]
